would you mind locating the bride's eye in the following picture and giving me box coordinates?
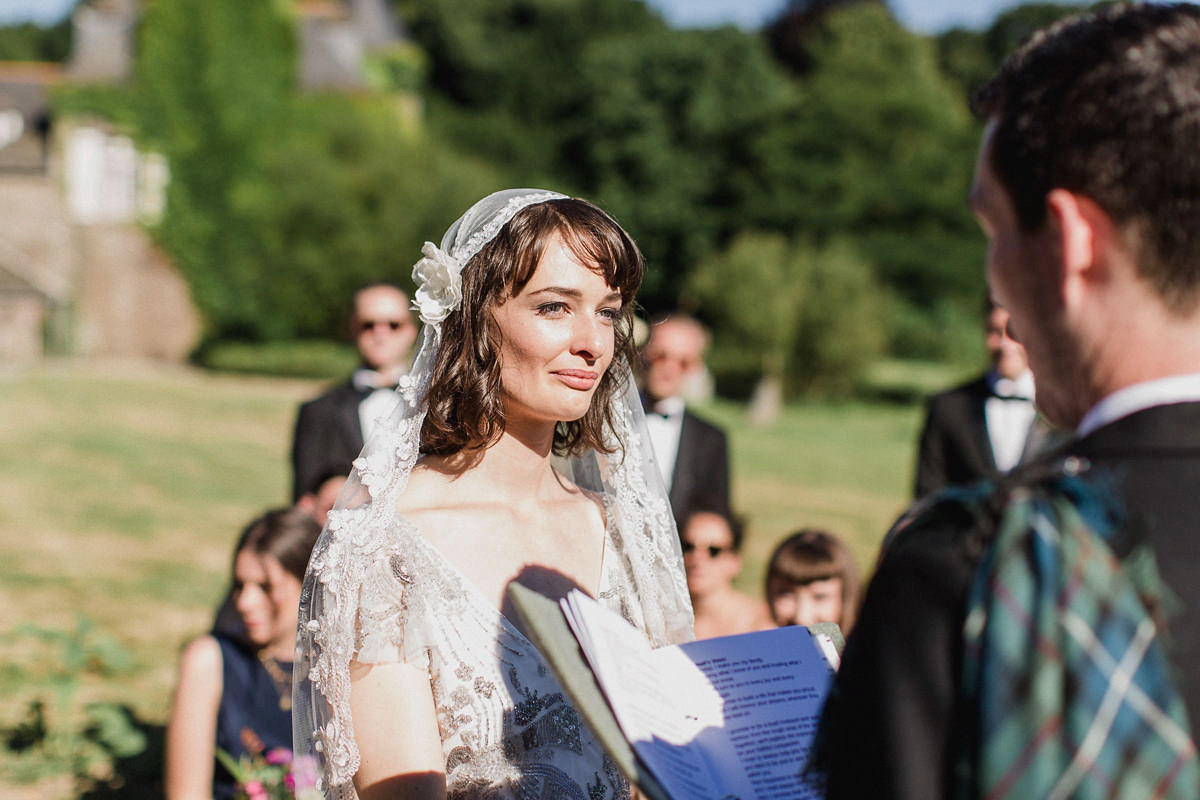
[536,301,569,317]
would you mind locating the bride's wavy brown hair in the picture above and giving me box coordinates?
[420,198,644,458]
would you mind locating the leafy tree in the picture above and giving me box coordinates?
[236,95,501,339]
[400,0,664,175]
[765,3,985,355]
[687,232,886,408]
[0,17,73,62]
[765,0,887,75]
[134,0,296,339]
[934,28,994,102]
[566,26,799,310]
[985,2,1090,62]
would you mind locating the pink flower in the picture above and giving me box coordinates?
[265,747,292,766]
[243,779,268,800]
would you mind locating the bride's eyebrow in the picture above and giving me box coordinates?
[526,287,623,304]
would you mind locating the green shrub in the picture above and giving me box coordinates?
[195,339,358,379]
[688,232,888,400]
[1,618,145,791]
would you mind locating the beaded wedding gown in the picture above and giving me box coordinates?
[316,504,634,800]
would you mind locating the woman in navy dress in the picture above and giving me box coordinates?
[165,507,320,800]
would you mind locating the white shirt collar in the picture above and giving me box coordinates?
[988,368,1035,400]
[650,395,686,417]
[1077,372,1200,437]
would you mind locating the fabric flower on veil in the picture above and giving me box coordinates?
[411,242,462,325]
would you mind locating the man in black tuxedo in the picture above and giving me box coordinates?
[640,314,730,525]
[913,299,1046,498]
[291,283,417,502]
[819,6,1200,797]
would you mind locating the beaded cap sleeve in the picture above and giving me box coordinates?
[291,189,694,799]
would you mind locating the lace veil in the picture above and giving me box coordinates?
[292,188,694,794]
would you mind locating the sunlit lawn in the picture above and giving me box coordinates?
[0,359,932,795]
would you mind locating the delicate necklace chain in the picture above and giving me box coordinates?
[258,653,293,712]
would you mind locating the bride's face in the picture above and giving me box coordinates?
[491,234,622,428]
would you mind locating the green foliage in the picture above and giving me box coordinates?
[885,294,985,364]
[935,28,996,102]
[0,17,72,62]
[937,3,1090,102]
[50,84,141,132]
[363,41,429,93]
[196,338,359,379]
[788,238,888,395]
[230,94,500,340]
[569,27,799,308]
[1,617,145,790]
[134,0,297,339]
[49,0,1063,372]
[774,4,985,357]
[123,0,499,343]
[403,0,662,113]
[985,3,1091,62]
[688,232,886,397]
[403,0,667,183]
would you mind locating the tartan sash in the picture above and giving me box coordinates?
[948,466,1198,799]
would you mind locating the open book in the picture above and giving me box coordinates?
[508,585,840,800]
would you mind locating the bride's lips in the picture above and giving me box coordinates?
[554,369,600,390]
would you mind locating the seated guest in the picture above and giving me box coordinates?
[680,505,773,639]
[165,508,320,800]
[765,528,861,635]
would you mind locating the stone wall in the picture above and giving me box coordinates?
[0,170,200,364]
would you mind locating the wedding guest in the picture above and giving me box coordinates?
[294,463,351,528]
[165,508,320,800]
[765,528,860,635]
[818,6,1200,797]
[291,282,418,502]
[913,295,1050,498]
[680,505,773,639]
[639,313,730,524]
[293,189,692,799]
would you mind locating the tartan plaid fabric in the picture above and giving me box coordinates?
[943,466,1198,799]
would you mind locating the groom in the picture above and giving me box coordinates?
[818,5,1200,798]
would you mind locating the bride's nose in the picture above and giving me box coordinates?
[570,315,609,363]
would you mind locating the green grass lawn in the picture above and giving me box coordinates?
[701,398,922,591]
[0,360,927,796]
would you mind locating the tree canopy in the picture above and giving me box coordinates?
[11,0,1094,391]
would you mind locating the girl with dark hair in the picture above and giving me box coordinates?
[165,507,321,800]
[293,190,692,800]
[765,528,861,635]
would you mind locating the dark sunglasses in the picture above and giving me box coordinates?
[682,542,730,558]
[359,319,408,333]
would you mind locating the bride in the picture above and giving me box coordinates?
[293,189,693,800]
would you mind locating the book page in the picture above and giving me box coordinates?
[561,592,834,800]
[678,627,835,800]
[562,592,727,799]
